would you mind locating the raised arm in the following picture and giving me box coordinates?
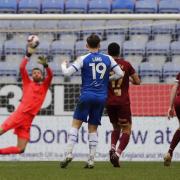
[20,56,31,84]
[61,61,77,76]
[61,57,83,76]
[44,66,53,86]
[38,56,53,86]
[20,35,39,84]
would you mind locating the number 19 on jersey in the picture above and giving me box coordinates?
[89,62,107,80]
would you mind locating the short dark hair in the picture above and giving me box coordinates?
[86,34,100,48]
[108,42,120,57]
[32,67,43,74]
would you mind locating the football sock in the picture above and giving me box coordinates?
[66,127,78,154]
[0,146,21,154]
[116,133,130,157]
[168,129,180,157]
[89,132,98,159]
[111,130,120,150]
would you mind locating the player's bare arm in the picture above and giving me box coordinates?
[130,73,141,85]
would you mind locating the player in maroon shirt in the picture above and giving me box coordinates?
[0,42,53,155]
[164,73,180,166]
[106,42,141,167]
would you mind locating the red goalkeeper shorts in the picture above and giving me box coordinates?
[106,104,132,124]
[1,110,34,141]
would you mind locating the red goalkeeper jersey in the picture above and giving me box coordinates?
[17,57,53,115]
[106,58,135,106]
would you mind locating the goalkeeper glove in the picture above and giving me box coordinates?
[38,55,48,68]
[26,41,39,58]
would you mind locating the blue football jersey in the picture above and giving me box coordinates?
[72,52,118,97]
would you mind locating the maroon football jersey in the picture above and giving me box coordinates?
[176,73,180,96]
[106,58,135,106]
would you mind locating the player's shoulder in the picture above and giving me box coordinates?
[79,53,91,60]
[76,53,92,65]
[116,58,131,66]
[99,53,113,60]
[116,58,136,73]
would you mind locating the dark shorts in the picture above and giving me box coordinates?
[106,104,132,124]
[174,96,180,120]
[73,94,106,126]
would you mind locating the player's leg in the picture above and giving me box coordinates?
[0,115,33,155]
[0,112,19,136]
[0,121,30,155]
[111,123,121,150]
[0,113,23,154]
[0,136,28,154]
[164,99,180,166]
[116,121,131,156]
[84,123,98,169]
[84,98,105,169]
[60,119,83,168]
[111,105,132,167]
[164,126,180,166]
[0,127,5,135]
[61,95,90,168]
[68,119,83,153]
[109,123,121,165]
[67,119,83,154]
[116,105,132,157]
[107,106,121,166]
[17,137,28,152]
[110,122,131,168]
[106,105,121,152]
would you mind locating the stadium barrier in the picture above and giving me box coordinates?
[0,14,180,20]
[0,83,173,116]
[0,116,179,161]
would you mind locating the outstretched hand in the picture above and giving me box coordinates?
[27,46,36,55]
[38,55,48,68]
[26,36,39,57]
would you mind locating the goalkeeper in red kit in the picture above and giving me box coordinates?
[0,40,53,155]
[164,72,180,166]
[106,43,141,167]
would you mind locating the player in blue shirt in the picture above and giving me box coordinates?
[60,34,124,169]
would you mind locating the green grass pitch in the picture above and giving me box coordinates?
[0,161,179,180]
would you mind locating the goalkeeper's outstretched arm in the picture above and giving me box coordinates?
[38,56,53,85]
[20,36,40,83]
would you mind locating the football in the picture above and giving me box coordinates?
[27,35,39,48]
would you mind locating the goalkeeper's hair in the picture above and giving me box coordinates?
[86,33,100,48]
[32,67,43,75]
[108,42,120,57]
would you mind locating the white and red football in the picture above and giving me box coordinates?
[27,35,39,48]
